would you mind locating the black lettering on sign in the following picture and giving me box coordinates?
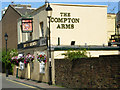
[51,12,80,29]
[57,24,74,29]
[57,24,61,29]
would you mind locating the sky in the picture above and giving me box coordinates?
[0,0,120,20]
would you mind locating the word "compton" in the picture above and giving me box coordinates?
[50,12,80,29]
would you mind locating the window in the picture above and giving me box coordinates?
[40,22,44,37]
[30,32,32,40]
[28,32,32,41]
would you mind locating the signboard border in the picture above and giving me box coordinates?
[21,18,33,33]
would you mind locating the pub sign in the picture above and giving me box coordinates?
[21,18,33,33]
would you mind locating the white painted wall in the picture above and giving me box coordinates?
[50,3,108,46]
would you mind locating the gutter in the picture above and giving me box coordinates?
[51,46,120,51]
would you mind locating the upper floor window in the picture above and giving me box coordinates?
[40,22,44,37]
[28,32,32,41]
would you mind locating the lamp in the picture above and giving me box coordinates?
[4,33,8,41]
[46,2,53,85]
[46,3,52,17]
[4,33,8,77]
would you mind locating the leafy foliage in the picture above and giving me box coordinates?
[62,49,90,60]
[2,49,18,73]
[2,49,18,64]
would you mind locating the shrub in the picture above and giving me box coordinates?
[2,49,18,74]
[62,49,90,61]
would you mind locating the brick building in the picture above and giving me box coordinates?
[2,4,36,49]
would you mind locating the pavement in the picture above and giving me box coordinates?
[1,73,72,90]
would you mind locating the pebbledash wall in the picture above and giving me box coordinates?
[16,3,120,84]
[55,55,120,88]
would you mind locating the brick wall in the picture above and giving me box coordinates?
[55,55,120,88]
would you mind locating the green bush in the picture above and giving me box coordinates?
[2,49,18,74]
[62,49,90,61]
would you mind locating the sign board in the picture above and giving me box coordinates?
[51,12,80,29]
[20,61,24,70]
[21,18,33,33]
[17,38,47,49]
[40,61,45,73]
[23,41,38,48]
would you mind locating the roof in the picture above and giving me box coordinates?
[29,4,46,15]
[12,4,31,8]
[2,4,36,19]
[15,8,35,16]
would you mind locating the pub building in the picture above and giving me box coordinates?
[16,3,120,84]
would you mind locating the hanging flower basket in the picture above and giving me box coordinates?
[18,56,25,62]
[24,54,34,64]
[11,56,19,66]
[37,54,47,63]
